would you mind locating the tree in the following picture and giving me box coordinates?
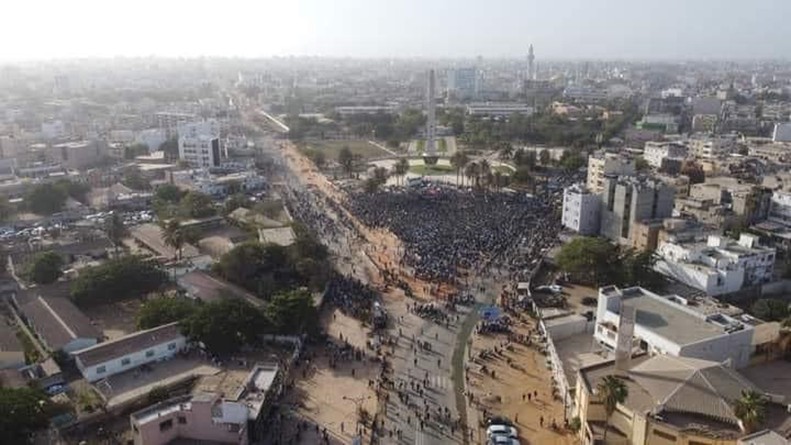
[450,151,469,186]
[154,184,183,204]
[124,143,149,160]
[224,193,251,215]
[179,191,216,218]
[492,171,504,190]
[556,237,620,286]
[514,149,537,170]
[23,251,63,285]
[0,386,68,444]
[0,196,15,221]
[635,156,650,171]
[560,150,586,170]
[338,146,355,178]
[122,166,151,191]
[312,150,326,169]
[512,166,532,186]
[182,298,269,355]
[104,213,127,255]
[464,162,480,188]
[539,149,550,166]
[161,220,186,260]
[266,289,319,336]
[159,137,179,162]
[751,299,790,322]
[393,158,410,186]
[137,297,198,329]
[597,375,629,442]
[26,182,67,215]
[497,142,513,160]
[680,160,705,184]
[733,390,767,434]
[71,256,168,306]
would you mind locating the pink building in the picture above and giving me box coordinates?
[130,392,249,445]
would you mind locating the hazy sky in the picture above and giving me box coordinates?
[3,0,790,60]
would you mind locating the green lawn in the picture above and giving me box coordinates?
[438,138,447,153]
[300,140,389,160]
[409,164,455,176]
[416,140,426,153]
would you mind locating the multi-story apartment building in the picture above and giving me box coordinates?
[654,234,776,296]
[561,183,600,235]
[643,141,687,168]
[599,176,675,245]
[586,151,636,194]
[446,67,480,100]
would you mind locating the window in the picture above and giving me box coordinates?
[177,416,187,425]
[159,419,173,432]
[96,366,106,374]
[121,358,131,366]
[653,429,676,441]
[146,350,155,358]
[168,343,177,351]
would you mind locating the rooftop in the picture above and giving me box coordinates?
[602,287,740,345]
[72,322,183,367]
[21,295,101,350]
[0,319,23,353]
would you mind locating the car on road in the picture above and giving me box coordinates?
[489,436,520,445]
[486,424,518,439]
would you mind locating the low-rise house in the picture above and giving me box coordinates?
[73,322,186,382]
[655,234,776,296]
[575,354,776,444]
[18,295,101,353]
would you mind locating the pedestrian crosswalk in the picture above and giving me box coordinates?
[428,374,452,391]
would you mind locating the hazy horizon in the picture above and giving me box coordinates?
[3,0,790,61]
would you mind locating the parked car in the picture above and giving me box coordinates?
[489,436,520,445]
[486,424,518,439]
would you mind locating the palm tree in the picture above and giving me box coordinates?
[478,159,491,188]
[104,213,127,256]
[394,158,410,186]
[596,375,629,442]
[497,141,513,160]
[493,171,503,190]
[733,390,767,433]
[450,151,469,186]
[464,162,479,188]
[161,219,185,260]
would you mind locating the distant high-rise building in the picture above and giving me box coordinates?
[527,44,536,81]
[447,67,480,100]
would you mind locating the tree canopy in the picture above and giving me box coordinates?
[71,256,168,306]
[137,297,198,329]
[26,183,68,215]
[181,298,269,355]
[179,191,216,218]
[556,237,664,289]
[750,299,789,322]
[0,386,68,444]
[213,226,329,298]
[23,251,63,285]
[266,289,319,336]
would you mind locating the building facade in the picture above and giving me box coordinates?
[586,151,636,194]
[599,176,675,245]
[595,286,754,368]
[561,183,601,235]
[73,323,186,382]
[643,141,687,168]
[654,234,776,296]
[447,67,480,100]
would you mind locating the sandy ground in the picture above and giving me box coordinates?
[266,309,380,445]
[466,314,577,445]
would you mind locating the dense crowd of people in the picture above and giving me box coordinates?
[346,186,559,284]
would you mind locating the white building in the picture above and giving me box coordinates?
[170,169,265,197]
[772,122,791,143]
[654,234,775,296]
[465,102,534,117]
[595,286,754,368]
[586,151,636,194]
[563,85,607,102]
[768,190,791,227]
[73,323,186,382]
[177,120,223,168]
[562,183,600,235]
[643,141,688,168]
[688,137,731,159]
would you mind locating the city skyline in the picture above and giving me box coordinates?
[2,0,791,61]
